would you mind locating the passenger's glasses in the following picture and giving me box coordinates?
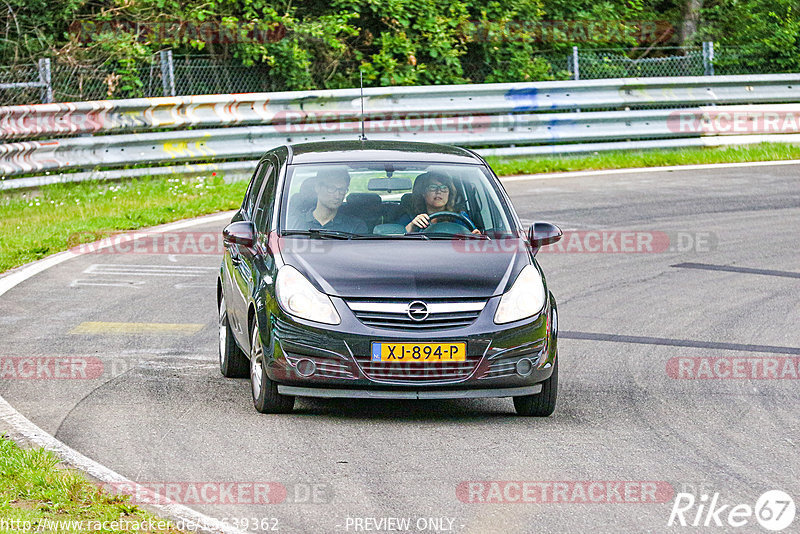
[321,184,348,195]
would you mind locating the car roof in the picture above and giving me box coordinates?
[285,140,484,165]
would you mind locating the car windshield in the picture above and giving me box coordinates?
[279,162,516,238]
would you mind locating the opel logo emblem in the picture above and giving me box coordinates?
[407,301,429,321]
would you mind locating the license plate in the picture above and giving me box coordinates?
[371,342,466,362]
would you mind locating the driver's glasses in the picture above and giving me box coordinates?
[321,184,348,196]
[425,185,449,194]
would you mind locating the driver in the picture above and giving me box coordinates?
[399,172,480,234]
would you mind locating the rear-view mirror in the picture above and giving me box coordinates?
[367,177,412,192]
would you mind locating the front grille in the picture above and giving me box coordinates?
[353,310,480,329]
[345,299,486,330]
[353,354,482,383]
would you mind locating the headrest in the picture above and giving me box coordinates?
[345,192,382,209]
[290,174,321,213]
[400,192,414,214]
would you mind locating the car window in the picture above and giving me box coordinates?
[242,161,268,219]
[253,162,276,232]
[279,162,515,237]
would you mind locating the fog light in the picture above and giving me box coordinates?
[296,358,316,377]
[516,358,533,377]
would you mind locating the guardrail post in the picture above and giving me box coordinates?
[702,41,715,76]
[38,58,53,103]
[572,46,580,80]
[160,50,176,97]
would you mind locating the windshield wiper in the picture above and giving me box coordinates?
[281,229,356,239]
[422,232,489,240]
[352,233,429,240]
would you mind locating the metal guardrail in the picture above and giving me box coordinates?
[3,74,799,140]
[6,105,800,177]
[1,74,800,189]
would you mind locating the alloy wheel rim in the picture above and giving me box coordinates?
[250,327,263,400]
[218,298,226,366]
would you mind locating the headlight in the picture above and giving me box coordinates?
[494,265,546,324]
[276,265,340,325]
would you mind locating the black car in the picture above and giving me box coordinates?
[218,140,562,416]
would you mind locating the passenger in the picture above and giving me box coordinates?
[399,172,480,234]
[288,169,367,234]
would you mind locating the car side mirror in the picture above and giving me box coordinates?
[223,221,256,248]
[528,222,562,248]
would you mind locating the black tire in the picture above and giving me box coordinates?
[219,295,249,378]
[513,356,558,417]
[250,317,295,414]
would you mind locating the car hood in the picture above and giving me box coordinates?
[278,238,530,299]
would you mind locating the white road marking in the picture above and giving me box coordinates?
[174,282,217,289]
[83,264,217,277]
[70,279,145,288]
[85,271,204,277]
[85,264,217,271]
[499,158,800,183]
[138,361,217,371]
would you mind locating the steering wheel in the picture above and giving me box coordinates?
[422,211,477,233]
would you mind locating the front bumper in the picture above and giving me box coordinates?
[262,294,557,393]
[277,385,542,399]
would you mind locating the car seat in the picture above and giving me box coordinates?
[340,193,382,232]
[288,174,321,218]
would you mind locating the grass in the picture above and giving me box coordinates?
[1,142,799,274]
[485,142,800,175]
[0,175,247,273]
[0,436,185,533]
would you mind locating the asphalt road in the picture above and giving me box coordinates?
[1,164,799,533]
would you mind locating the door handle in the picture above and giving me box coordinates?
[229,244,242,266]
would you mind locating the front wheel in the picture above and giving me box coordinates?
[219,295,248,378]
[514,356,558,417]
[250,317,295,414]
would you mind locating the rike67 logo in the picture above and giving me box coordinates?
[668,490,795,531]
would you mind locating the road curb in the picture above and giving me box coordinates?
[0,210,247,534]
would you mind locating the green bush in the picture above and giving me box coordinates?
[1,0,798,96]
